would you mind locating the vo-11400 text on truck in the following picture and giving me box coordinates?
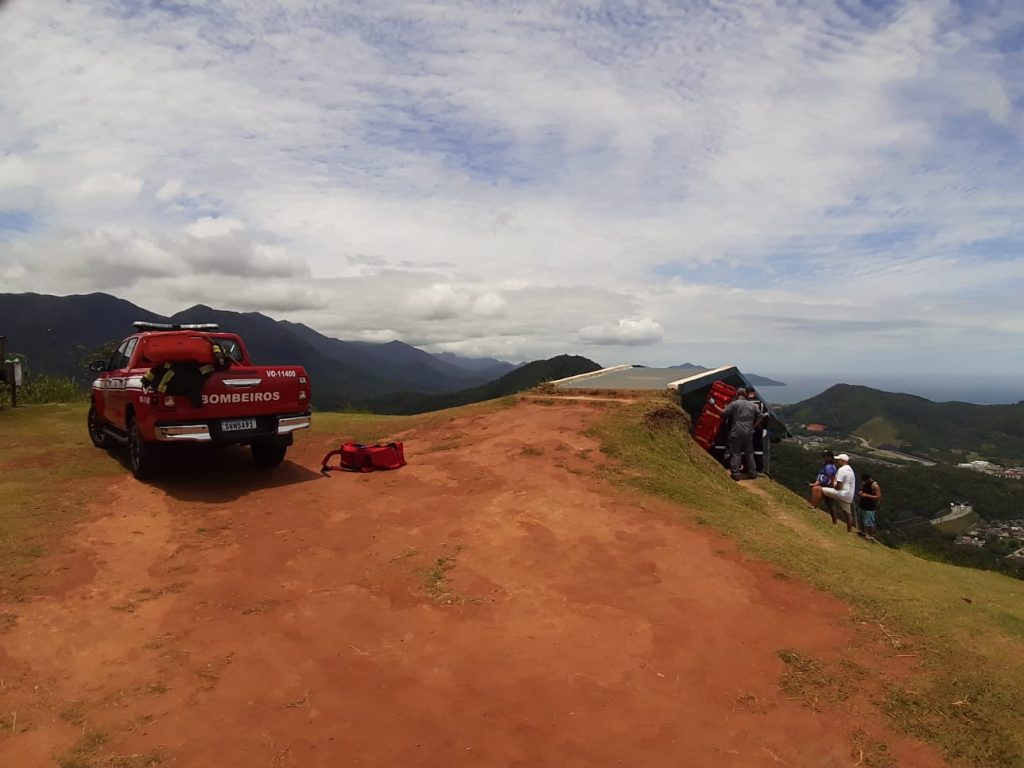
[87,322,312,479]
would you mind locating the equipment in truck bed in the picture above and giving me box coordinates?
[137,331,222,366]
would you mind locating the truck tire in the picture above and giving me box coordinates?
[128,419,163,479]
[251,438,288,468]
[87,403,109,449]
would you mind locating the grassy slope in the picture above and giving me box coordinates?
[597,401,1024,768]
[854,415,902,447]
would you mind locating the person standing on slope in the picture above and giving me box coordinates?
[821,453,856,531]
[858,473,882,538]
[716,387,761,481]
[809,449,837,510]
[747,388,771,477]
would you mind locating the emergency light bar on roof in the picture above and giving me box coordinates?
[132,321,220,332]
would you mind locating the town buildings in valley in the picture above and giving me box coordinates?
[956,460,1024,480]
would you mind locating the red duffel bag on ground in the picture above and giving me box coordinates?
[320,441,406,474]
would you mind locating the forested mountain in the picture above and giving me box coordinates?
[778,384,1024,463]
[0,292,164,376]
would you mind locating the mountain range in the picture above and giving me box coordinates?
[1,292,795,413]
[0,292,537,411]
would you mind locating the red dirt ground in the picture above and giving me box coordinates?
[0,400,946,767]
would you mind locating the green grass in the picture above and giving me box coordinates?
[308,394,515,444]
[853,416,902,447]
[0,404,122,599]
[2,374,88,406]
[307,410,423,442]
[596,401,1024,768]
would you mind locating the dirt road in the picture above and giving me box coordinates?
[0,400,944,767]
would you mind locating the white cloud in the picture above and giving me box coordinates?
[472,291,505,317]
[1,0,1022,378]
[74,171,143,199]
[185,216,244,238]
[579,317,664,346]
[0,153,36,189]
[407,283,466,321]
[0,227,310,294]
[155,178,185,201]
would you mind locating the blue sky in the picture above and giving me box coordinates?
[0,0,1022,380]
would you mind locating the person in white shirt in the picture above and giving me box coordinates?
[821,453,856,532]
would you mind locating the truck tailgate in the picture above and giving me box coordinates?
[202,367,307,413]
[161,366,309,418]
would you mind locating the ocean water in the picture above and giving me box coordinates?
[757,375,1023,406]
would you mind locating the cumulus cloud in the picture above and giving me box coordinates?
[472,291,505,317]
[0,153,36,189]
[185,216,243,238]
[74,171,143,200]
[162,277,325,313]
[154,179,185,202]
[579,317,664,346]
[0,226,310,294]
[407,284,465,321]
[0,0,1022,376]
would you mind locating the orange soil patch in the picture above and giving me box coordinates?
[0,401,944,767]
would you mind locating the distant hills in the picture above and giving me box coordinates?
[671,363,785,387]
[364,355,602,414]
[0,292,599,411]
[778,383,1024,464]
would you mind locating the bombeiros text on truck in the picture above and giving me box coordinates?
[87,321,312,479]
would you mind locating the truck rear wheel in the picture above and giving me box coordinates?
[128,419,163,479]
[251,438,288,468]
[87,403,109,449]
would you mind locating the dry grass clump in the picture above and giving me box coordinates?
[642,400,691,432]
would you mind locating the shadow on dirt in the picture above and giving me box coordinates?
[108,445,323,503]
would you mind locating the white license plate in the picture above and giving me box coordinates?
[221,418,257,432]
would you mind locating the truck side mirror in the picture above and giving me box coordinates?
[88,360,108,373]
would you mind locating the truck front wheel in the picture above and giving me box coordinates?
[87,403,109,449]
[251,438,288,468]
[128,419,163,479]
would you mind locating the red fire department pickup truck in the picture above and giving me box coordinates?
[87,322,312,479]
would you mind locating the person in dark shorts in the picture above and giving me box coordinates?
[858,473,882,537]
